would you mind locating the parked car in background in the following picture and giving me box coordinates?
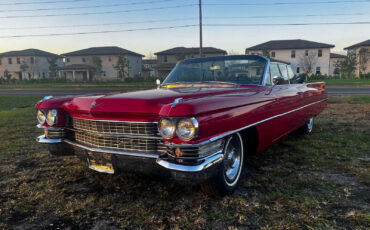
[35,55,327,195]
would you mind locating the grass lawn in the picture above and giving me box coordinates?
[0,95,369,229]
[308,78,370,86]
[0,81,156,89]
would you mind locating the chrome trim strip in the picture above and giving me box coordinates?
[36,124,65,130]
[72,117,157,124]
[165,98,327,148]
[64,139,159,159]
[36,135,63,143]
[67,128,162,140]
[156,151,223,172]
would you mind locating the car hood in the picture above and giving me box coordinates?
[63,86,263,121]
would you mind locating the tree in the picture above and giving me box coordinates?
[47,56,59,78]
[20,60,29,79]
[358,48,370,75]
[262,48,270,58]
[92,56,103,80]
[335,52,357,79]
[3,70,11,81]
[114,55,130,81]
[299,51,318,79]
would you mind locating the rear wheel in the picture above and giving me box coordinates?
[299,117,314,134]
[200,133,244,196]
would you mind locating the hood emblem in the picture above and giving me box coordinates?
[90,101,103,109]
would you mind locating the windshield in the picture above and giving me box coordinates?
[162,56,267,86]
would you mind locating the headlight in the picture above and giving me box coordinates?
[46,109,58,126]
[176,118,198,141]
[159,118,176,139]
[37,110,46,125]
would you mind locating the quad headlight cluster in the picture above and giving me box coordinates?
[159,117,199,141]
[37,109,58,126]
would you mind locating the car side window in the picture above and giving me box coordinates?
[270,63,280,79]
[278,64,290,84]
[287,65,295,80]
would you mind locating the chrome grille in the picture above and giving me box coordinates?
[72,118,165,154]
[72,117,158,136]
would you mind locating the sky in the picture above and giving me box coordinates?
[0,0,369,57]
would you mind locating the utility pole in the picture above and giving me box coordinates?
[199,0,203,58]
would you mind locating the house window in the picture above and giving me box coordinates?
[30,57,34,64]
[82,57,86,63]
[8,58,12,64]
[108,56,112,62]
[103,71,106,77]
[291,50,296,58]
[0,59,2,65]
[297,67,300,74]
[42,72,45,78]
[17,57,20,64]
[66,58,70,62]
[316,67,321,74]
[271,51,275,57]
[305,50,309,56]
[164,56,167,63]
[318,49,322,57]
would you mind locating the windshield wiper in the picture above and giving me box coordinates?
[198,81,238,86]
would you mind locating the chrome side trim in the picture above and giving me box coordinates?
[72,118,157,124]
[165,98,327,148]
[36,124,65,130]
[67,128,162,140]
[156,151,223,172]
[64,139,159,159]
[36,135,63,143]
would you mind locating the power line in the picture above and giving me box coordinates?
[1,21,369,39]
[203,0,370,6]
[0,17,198,30]
[0,0,90,6]
[0,0,184,12]
[0,4,197,18]
[0,24,199,38]
[1,12,368,31]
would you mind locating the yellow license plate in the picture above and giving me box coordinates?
[87,151,114,174]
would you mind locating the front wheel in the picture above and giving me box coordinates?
[200,133,244,196]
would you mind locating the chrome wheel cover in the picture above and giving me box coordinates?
[223,133,243,186]
[307,117,314,133]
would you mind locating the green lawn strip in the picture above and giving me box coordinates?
[0,82,156,89]
[0,96,369,229]
[307,78,370,86]
[0,95,42,111]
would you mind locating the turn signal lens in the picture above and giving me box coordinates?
[37,110,46,125]
[46,109,58,126]
[159,118,175,139]
[176,118,198,141]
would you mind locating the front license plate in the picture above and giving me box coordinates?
[87,151,114,174]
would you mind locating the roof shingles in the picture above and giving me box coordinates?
[155,47,227,55]
[0,49,59,57]
[62,46,144,57]
[246,39,335,51]
[345,39,370,50]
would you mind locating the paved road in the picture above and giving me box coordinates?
[0,87,369,96]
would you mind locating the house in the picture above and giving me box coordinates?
[154,47,227,78]
[245,39,335,75]
[59,46,144,81]
[142,59,156,78]
[0,49,62,80]
[329,53,346,76]
[344,39,370,78]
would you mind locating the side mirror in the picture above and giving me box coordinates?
[272,74,284,85]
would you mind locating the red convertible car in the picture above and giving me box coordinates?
[36,55,327,195]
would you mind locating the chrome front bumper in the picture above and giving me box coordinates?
[36,134,224,177]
